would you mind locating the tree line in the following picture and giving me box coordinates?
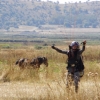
[0,0,100,30]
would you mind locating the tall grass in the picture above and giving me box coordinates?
[0,45,100,100]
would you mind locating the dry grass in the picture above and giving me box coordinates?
[0,73,99,100]
[0,45,100,100]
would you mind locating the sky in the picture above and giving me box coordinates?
[41,0,100,4]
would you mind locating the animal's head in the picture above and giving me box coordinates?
[42,57,48,67]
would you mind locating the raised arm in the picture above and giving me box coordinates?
[51,45,68,55]
[80,40,86,54]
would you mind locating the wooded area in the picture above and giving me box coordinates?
[0,0,100,30]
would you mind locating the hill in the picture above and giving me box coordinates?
[0,0,100,30]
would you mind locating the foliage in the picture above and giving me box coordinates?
[0,0,100,30]
[35,45,43,50]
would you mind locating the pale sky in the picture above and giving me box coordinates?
[41,0,100,4]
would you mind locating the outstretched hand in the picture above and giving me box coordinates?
[81,40,86,45]
[51,44,55,49]
[51,44,56,49]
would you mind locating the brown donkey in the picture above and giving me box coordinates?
[30,57,48,68]
[15,57,48,69]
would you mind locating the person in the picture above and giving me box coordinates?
[51,40,86,92]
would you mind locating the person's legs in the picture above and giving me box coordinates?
[66,67,74,87]
[66,72,72,88]
[74,72,80,92]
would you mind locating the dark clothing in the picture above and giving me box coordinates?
[53,45,85,57]
[52,45,85,72]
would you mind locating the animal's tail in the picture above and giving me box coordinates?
[15,59,19,65]
[15,58,25,65]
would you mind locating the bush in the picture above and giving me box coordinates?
[35,45,43,50]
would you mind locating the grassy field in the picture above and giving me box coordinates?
[0,44,100,100]
[1,27,100,46]
[0,27,100,99]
